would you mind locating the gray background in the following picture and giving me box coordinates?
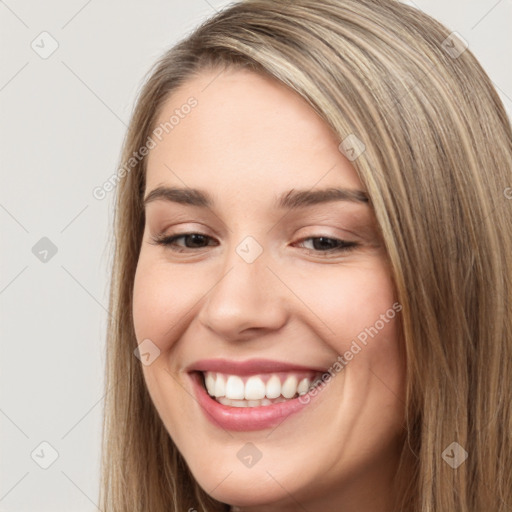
[1,1,511,510]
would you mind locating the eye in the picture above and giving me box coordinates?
[149,232,217,252]
[149,232,358,256]
[293,236,359,255]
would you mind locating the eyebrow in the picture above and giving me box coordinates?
[143,186,369,209]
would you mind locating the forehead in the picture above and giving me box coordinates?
[146,68,363,196]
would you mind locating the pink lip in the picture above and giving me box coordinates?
[187,357,326,375]
[189,371,318,431]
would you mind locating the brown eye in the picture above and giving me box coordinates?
[150,232,218,252]
[295,236,358,254]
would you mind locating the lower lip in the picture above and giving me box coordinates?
[190,372,315,431]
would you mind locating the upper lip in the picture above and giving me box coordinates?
[186,358,327,376]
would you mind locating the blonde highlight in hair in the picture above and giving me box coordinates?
[100,1,512,510]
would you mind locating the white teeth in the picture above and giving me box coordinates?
[244,376,266,400]
[226,375,245,399]
[282,375,298,398]
[265,375,281,399]
[203,371,315,403]
[205,373,216,396]
[217,396,287,407]
[297,377,310,395]
[214,373,226,397]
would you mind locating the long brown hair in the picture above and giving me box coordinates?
[99,1,512,510]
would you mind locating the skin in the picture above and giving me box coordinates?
[132,67,406,512]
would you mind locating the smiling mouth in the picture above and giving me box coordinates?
[198,370,323,408]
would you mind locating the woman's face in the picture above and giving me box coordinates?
[132,68,406,512]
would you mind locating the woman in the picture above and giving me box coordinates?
[99,0,512,510]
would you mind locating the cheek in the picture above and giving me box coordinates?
[291,260,398,344]
[290,260,403,400]
[132,257,199,351]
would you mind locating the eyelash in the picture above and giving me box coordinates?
[149,232,359,256]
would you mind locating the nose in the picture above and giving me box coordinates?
[197,244,289,341]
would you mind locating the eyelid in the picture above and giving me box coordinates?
[149,230,360,258]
